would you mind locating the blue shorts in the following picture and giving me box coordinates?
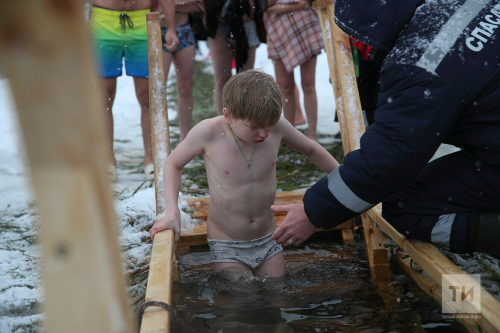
[90,6,150,78]
[162,22,195,53]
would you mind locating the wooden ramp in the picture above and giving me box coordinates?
[313,0,500,332]
[180,188,354,247]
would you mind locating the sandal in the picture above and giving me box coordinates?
[108,165,118,183]
[144,164,154,181]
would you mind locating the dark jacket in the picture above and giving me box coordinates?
[304,0,500,228]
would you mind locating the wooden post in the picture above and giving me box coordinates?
[0,1,134,332]
[140,12,176,333]
[313,0,370,243]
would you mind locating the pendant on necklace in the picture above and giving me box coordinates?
[247,163,250,168]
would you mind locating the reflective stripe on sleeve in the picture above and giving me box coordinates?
[327,167,374,213]
[415,0,492,73]
[431,213,456,251]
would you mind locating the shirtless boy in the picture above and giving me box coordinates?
[89,0,178,181]
[149,69,339,277]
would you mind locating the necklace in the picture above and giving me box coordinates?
[229,124,256,167]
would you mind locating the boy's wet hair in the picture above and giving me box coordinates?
[222,69,282,128]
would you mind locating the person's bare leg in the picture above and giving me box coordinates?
[273,59,296,125]
[133,77,153,167]
[172,45,195,140]
[254,252,285,277]
[294,84,306,125]
[208,33,233,115]
[242,45,257,70]
[98,77,118,167]
[162,49,174,80]
[300,56,318,140]
[213,262,253,281]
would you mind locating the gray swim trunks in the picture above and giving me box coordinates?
[208,230,283,270]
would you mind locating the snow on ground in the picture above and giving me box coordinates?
[0,40,470,332]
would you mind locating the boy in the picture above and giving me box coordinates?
[149,69,339,277]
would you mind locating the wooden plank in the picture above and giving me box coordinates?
[369,206,500,332]
[140,13,175,333]
[0,1,134,332]
[141,230,176,333]
[361,214,388,264]
[395,252,481,333]
[180,212,353,247]
[314,2,372,250]
[312,0,334,10]
[185,194,305,220]
[315,5,358,242]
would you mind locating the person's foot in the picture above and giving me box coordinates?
[107,165,118,182]
[308,130,317,141]
[144,164,154,181]
[295,112,306,126]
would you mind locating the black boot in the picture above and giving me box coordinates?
[465,211,500,256]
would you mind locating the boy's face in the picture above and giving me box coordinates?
[232,118,270,144]
[223,108,271,144]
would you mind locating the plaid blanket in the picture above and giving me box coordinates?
[264,4,324,72]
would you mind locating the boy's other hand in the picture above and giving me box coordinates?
[149,212,181,242]
[271,204,316,246]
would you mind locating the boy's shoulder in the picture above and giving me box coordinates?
[190,115,226,141]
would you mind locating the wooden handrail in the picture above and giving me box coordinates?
[140,12,176,333]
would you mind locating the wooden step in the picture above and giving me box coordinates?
[179,188,352,247]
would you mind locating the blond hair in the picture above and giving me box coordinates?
[222,69,282,128]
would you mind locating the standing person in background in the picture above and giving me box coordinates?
[264,0,323,140]
[204,0,266,114]
[89,0,178,182]
[158,0,205,141]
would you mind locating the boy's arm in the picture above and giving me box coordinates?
[271,118,338,246]
[279,118,339,174]
[149,121,209,240]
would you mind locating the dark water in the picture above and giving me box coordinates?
[171,233,464,333]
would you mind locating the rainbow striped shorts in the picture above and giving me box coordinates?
[90,6,149,78]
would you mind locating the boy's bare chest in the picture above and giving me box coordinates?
[204,137,280,182]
